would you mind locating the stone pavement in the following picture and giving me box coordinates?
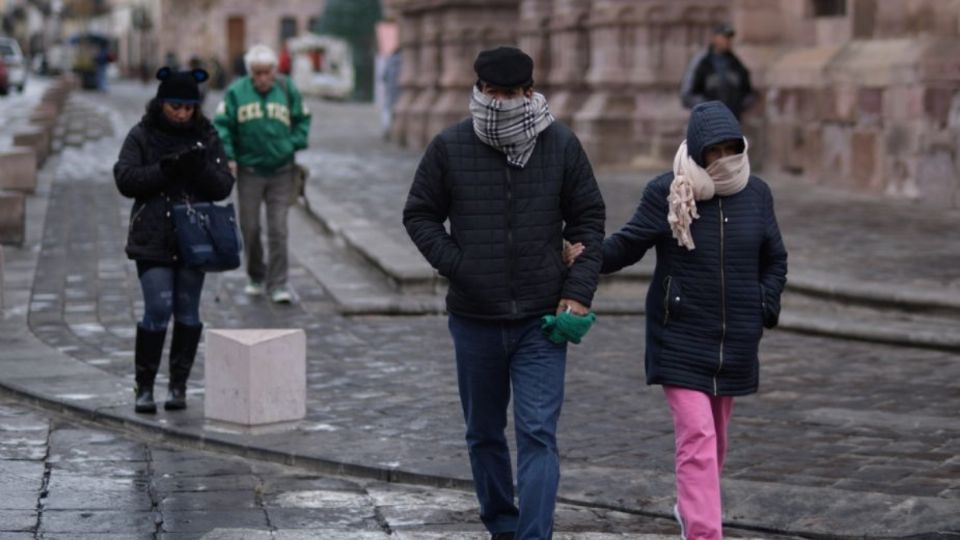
[0,80,958,538]
[0,392,708,539]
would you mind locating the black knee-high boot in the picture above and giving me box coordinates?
[134,325,167,414]
[165,321,203,411]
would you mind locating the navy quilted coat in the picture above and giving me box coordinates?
[602,103,788,396]
[403,119,606,319]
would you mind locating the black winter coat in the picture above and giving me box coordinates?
[114,116,235,264]
[602,173,787,396]
[681,47,755,119]
[403,119,606,319]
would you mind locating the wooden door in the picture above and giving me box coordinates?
[227,16,246,76]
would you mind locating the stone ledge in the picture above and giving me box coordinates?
[0,191,26,246]
[0,148,38,193]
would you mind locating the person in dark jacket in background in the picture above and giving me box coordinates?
[681,23,756,119]
[114,67,235,414]
[403,47,605,540]
[566,101,787,540]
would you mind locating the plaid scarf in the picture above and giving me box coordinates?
[469,86,555,169]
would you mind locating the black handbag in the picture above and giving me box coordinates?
[172,201,242,272]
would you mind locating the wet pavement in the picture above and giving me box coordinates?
[0,79,957,538]
[2,393,722,539]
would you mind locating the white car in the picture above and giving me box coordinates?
[0,37,27,92]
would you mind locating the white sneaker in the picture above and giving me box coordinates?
[673,503,686,540]
[244,281,264,296]
[270,286,293,304]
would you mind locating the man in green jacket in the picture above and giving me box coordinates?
[214,44,311,303]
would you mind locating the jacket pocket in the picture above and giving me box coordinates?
[129,203,147,230]
[662,276,682,325]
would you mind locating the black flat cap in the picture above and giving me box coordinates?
[474,46,534,88]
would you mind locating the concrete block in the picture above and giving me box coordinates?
[204,329,306,425]
[0,191,26,246]
[12,128,49,166]
[0,148,37,193]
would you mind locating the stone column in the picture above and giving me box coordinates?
[517,0,553,93]
[546,0,592,125]
[629,1,731,168]
[428,0,519,139]
[573,0,639,164]
[389,1,423,145]
[403,7,443,149]
[391,0,520,151]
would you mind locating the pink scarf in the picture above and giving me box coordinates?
[667,138,750,250]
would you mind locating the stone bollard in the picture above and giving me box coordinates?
[29,105,58,131]
[0,148,37,192]
[204,329,307,425]
[0,191,26,246]
[0,244,4,309]
[12,128,49,166]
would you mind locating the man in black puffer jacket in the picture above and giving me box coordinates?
[403,47,605,540]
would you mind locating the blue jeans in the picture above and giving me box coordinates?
[448,313,568,540]
[137,265,205,331]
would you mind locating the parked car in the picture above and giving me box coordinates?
[0,36,27,92]
[0,57,9,96]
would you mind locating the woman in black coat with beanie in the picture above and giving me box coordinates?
[114,67,235,413]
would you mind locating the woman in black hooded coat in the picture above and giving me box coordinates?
[114,67,234,413]
[566,102,787,539]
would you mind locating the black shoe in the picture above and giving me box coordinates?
[134,386,157,414]
[164,385,187,411]
[492,533,515,540]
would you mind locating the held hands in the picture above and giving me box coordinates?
[160,142,207,179]
[562,240,585,268]
[557,298,589,316]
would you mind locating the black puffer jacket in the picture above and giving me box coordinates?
[114,112,235,264]
[403,119,606,319]
[602,105,787,396]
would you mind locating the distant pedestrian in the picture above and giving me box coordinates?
[380,49,402,138]
[565,101,787,540]
[94,46,110,92]
[114,67,235,414]
[681,23,756,119]
[214,44,312,303]
[403,46,606,540]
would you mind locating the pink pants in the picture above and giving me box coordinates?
[663,386,735,540]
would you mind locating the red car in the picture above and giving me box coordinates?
[0,57,8,95]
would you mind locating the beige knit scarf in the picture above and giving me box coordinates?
[667,137,750,250]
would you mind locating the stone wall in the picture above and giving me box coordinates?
[386,0,960,207]
[758,0,960,207]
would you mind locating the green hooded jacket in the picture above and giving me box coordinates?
[213,75,312,175]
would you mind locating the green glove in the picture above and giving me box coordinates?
[541,311,597,345]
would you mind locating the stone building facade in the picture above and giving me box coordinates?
[386,0,960,207]
[110,0,326,79]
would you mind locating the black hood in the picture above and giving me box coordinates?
[686,101,743,167]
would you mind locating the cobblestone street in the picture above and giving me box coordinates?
[0,79,957,538]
